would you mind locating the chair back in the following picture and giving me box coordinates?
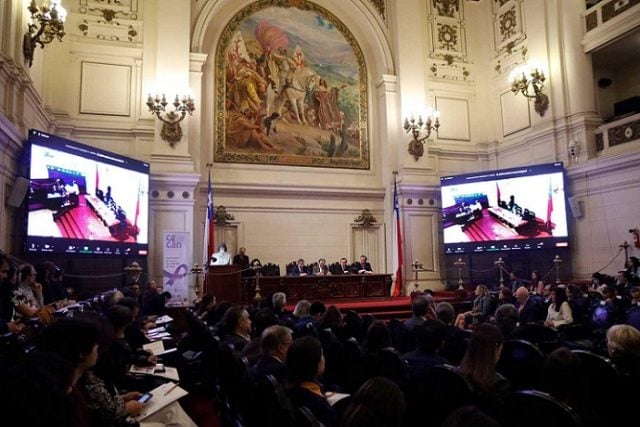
[261,263,281,276]
[295,406,322,427]
[497,339,545,390]
[626,305,640,330]
[504,390,582,427]
[388,318,415,354]
[248,375,294,427]
[572,349,622,422]
[329,262,341,275]
[513,322,559,352]
[420,364,474,427]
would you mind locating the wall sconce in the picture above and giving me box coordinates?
[509,63,549,117]
[403,111,440,161]
[22,0,67,68]
[146,94,196,146]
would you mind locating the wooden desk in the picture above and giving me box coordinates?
[242,274,392,304]
[206,265,242,302]
[487,206,528,228]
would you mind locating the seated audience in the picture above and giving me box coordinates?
[12,264,43,318]
[271,291,288,319]
[218,305,252,352]
[543,286,573,329]
[404,295,430,330]
[241,307,279,364]
[528,270,545,295]
[341,376,405,427]
[514,286,545,324]
[458,323,510,395]
[456,285,492,329]
[252,325,293,384]
[286,336,337,427]
[493,303,519,340]
[436,301,467,365]
[606,324,640,379]
[401,319,448,379]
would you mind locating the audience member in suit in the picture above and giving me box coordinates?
[290,258,309,276]
[141,279,159,316]
[508,271,527,293]
[404,295,432,330]
[271,291,288,319]
[606,324,640,379]
[402,319,448,379]
[233,247,251,275]
[252,325,293,384]
[493,304,519,340]
[219,305,252,352]
[355,255,373,274]
[341,377,406,427]
[241,307,279,365]
[336,257,352,275]
[286,336,338,427]
[312,258,332,276]
[458,324,510,396]
[514,286,545,325]
[567,283,589,325]
[436,301,467,365]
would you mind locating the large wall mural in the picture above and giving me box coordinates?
[214,0,369,169]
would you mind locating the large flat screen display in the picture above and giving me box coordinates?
[440,162,569,254]
[25,129,150,256]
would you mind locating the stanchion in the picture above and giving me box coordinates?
[191,263,204,300]
[454,258,466,290]
[553,255,563,284]
[494,257,505,288]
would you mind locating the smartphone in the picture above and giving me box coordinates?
[137,393,153,403]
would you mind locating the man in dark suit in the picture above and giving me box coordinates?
[252,325,292,384]
[335,257,351,275]
[290,258,308,276]
[356,255,373,274]
[515,286,545,324]
[405,295,429,330]
[233,247,251,275]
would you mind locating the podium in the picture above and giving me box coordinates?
[206,265,242,303]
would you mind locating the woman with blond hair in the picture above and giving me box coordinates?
[606,324,640,379]
[455,284,492,329]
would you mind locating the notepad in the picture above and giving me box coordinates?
[129,364,180,382]
[134,381,188,421]
[143,340,178,356]
[325,391,350,406]
[155,315,174,324]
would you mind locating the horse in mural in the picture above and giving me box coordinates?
[268,67,318,125]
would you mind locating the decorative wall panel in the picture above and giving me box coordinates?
[427,0,472,81]
[80,62,132,116]
[500,90,530,136]
[435,97,470,141]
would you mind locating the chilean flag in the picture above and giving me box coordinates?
[496,182,501,204]
[392,174,403,297]
[546,179,554,230]
[203,169,215,265]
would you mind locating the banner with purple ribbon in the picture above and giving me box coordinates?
[163,232,191,306]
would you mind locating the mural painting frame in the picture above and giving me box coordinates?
[214,0,369,169]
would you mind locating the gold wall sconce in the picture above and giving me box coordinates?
[509,63,549,117]
[403,111,440,161]
[22,0,67,68]
[146,94,196,146]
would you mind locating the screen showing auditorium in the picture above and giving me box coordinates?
[440,162,569,254]
[25,129,150,256]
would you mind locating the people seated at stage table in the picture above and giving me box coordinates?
[356,255,373,274]
[312,258,331,275]
[335,257,351,275]
[290,258,309,276]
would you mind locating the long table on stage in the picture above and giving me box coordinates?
[248,274,393,303]
[206,265,392,304]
